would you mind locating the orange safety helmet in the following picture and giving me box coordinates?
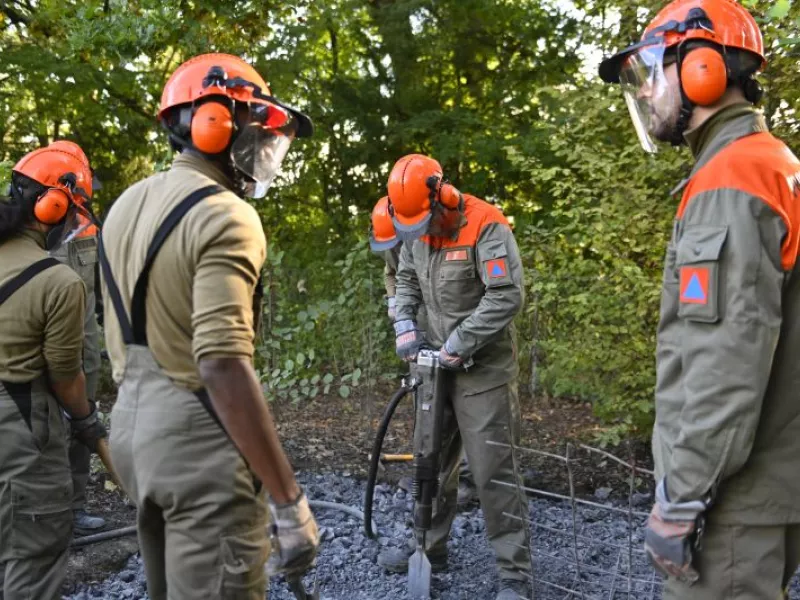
[48,140,93,199]
[369,196,399,252]
[159,53,313,154]
[47,140,98,238]
[600,0,764,105]
[386,154,463,241]
[12,147,90,226]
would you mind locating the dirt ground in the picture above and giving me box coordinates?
[62,383,654,592]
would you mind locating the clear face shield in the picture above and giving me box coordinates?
[46,190,98,252]
[230,102,297,199]
[619,44,679,154]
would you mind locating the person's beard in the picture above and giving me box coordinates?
[427,207,461,239]
[650,101,681,143]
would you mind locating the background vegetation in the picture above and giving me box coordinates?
[2,0,797,440]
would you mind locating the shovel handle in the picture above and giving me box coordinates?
[96,437,123,490]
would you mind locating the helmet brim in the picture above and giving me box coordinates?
[599,38,661,83]
[369,234,400,252]
[392,212,432,241]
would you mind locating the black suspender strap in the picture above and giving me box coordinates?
[98,235,134,344]
[98,184,225,346]
[0,258,60,307]
[0,258,60,432]
[130,185,225,345]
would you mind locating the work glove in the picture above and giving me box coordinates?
[70,400,108,453]
[644,480,706,585]
[438,341,463,370]
[387,296,396,320]
[395,319,424,362]
[265,491,320,578]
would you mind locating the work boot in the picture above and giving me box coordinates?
[377,539,448,574]
[457,480,477,506]
[73,510,106,536]
[495,579,531,600]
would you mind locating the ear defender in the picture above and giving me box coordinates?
[439,183,462,210]
[191,101,234,154]
[681,46,728,106]
[34,187,71,225]
[425,175,462,210]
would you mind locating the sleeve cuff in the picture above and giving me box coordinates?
[655,479,707,522]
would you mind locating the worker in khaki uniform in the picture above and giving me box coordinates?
[600,1,800,598]
[99,54,319,600]
[0,145,108,599]
[369,196,477,506]
[47,140,107,536]
[376,154,532,600]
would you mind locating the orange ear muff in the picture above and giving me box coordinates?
[439,183,462,210]
[191,102,234,154]
[681,47,728,106]
[34,188,71,225]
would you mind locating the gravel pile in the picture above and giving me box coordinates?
[63,471,800,600]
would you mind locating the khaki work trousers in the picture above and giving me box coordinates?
[53,236,102,511]
[665,521,800,600]
[0,379,74,600]
[110,346,269,600]
[417,379,532,583]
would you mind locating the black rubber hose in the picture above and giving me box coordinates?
[364,384,411,539]
[70,525,138,547]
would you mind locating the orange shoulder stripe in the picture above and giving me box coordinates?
[678,133,800,271]
[422,195,509,248]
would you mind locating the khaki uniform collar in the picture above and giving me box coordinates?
[684,104,768,175]
[18,228,47,250]
[171,152,236,191]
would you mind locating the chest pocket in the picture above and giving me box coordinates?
[676,226,728,323]
[73,239,99,293]
[437,246,481,310]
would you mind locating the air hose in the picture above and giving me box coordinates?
[363,381,414,539]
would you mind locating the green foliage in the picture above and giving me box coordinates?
[0,161,11,191]
[507,83,686,436]
[1,0,798,440]
[257,240,397,404]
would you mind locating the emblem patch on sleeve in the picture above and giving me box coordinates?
[486,258,508,279]
[679,267,709,305]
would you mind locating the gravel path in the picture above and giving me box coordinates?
[63,471,800,600]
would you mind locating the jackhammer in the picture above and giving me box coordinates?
[364,348,470,599]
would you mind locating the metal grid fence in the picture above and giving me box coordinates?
[491,441,663,600]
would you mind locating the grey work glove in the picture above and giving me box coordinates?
[265,491,320,578]
[644,479,707,585]
[438,341,463,369]
[387,296,396,320]
[395,319,424,362]
[70,400,108,453]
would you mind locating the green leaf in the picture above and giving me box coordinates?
[322,373,334,384]
[338,385,351,398]
[767,0,791,19]
[297,352,306,365]
[323,384,331,395]
[310,374,321,385]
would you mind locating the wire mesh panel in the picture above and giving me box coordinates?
[490,440,663,599]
